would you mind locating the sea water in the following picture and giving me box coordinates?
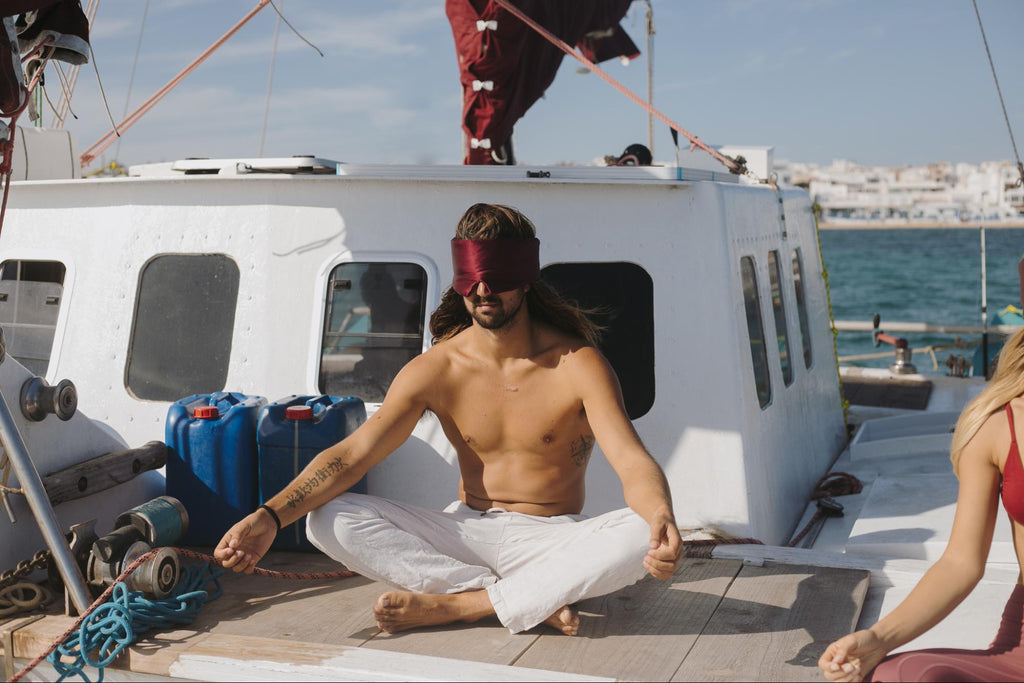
[819,227,1024,375]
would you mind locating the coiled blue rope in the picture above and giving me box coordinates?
[47,561,223,683]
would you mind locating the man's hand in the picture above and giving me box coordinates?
[213,508,277,573]
[643,513,682,580]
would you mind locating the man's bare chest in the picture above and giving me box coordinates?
[439,368,590,455]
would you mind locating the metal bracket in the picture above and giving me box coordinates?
[0,385,93,614]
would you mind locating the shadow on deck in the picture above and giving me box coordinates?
[3,552,868,681]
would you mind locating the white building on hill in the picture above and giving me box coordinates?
[778,159,1024,226]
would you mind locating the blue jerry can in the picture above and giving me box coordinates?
[165,392,267,546]
[258,394,367,550]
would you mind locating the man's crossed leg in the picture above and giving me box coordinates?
[306,492,650,634]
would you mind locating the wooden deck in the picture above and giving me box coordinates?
[3,551,869,681]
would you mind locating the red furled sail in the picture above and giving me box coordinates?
[446,0,638,165]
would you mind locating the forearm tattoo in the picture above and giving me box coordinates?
[570,435,594,467]
[285,456,348,508]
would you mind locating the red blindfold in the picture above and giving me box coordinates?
[451,238,540,296]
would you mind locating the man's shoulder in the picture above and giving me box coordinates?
[564,345,613,374]
[406,340,455,373]
[533,322,592,356]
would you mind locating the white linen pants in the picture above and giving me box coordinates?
[305,492,650,633]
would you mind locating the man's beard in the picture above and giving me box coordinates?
[469,291,526,330]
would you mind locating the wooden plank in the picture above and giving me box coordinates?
[364,619,541,666]
[672,563,870,682]
[182,551,383,647]
[513,558,743,682]
[10,613,75,660]
[168,633,612,682]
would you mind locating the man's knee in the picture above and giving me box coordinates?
[305,492,380,552]
[589,508,653,564]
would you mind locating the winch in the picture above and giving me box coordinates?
[83,496,190,600]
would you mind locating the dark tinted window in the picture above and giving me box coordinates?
[741,256,771,408]
[767,251,793,386]
[792,248,813,369]
[541,262,654,419]
[0,260,65,375]
[319,262,427,403]
[126,255,239,401]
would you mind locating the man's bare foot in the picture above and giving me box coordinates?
[543,605,579,635]
[374,591,494,633]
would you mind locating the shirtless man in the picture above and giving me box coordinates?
[214,203,682,635]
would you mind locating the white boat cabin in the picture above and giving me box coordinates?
[0,157,847,570]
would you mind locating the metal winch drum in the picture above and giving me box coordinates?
[86,496,189,599]
[115,495,190,546]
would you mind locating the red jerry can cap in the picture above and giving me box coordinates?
[285,406,315,421]
[194,406,220,419]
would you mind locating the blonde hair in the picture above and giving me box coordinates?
[950,327,1024,475]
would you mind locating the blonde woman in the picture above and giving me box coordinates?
[820,327,1024,682]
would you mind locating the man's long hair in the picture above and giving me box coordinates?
[429,203,602,346]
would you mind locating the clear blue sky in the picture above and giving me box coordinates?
[49,0,1024,171]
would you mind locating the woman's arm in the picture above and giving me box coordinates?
[819,414,1003,681]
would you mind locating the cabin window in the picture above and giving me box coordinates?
[0,260,66,376]
[540,262,654,419]
[791,248,813,369]
[318,262,427,403]
[767,251,793,386]
[740,256,771,408]
[126,254,239,401]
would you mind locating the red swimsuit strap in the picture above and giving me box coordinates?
[1008,403,1019,446]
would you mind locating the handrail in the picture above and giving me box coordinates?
[833,320,1020,335]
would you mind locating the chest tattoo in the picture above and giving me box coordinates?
[570,435,594,467]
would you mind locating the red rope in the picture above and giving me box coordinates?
[176,547,358,581]
[491,0,749,178]
[9,547,358,682]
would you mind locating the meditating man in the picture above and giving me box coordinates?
[214,203,682,635]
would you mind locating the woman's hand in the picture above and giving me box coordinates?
[819,629,888,682]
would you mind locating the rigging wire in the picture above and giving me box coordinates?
[49,0,99,128]
[80,0,322,168]
[644,0,653,157]
[114,0,151,163]
[80,0,274,167]
[259,1,283,157]
[49,62,78,124]
[972,0,1024,186]
[269,0,324,58]
[88,40,120,144]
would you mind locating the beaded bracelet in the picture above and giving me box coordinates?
[258,504,282,532]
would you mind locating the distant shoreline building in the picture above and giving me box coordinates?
[778,159,1024,227]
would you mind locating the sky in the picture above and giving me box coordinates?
[34,0,1024,172]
